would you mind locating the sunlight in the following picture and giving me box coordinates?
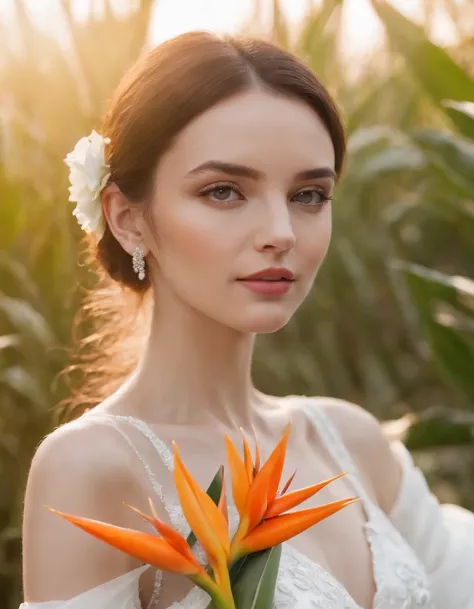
[149,0,458,58]
[0,0,460,60]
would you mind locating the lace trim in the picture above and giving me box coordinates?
[107,412,362,609]
[101,420,165,609]
[275,546,357,609]
[112,416,190,533]
[98,405,433,609]
[116,416,174,471]
[304,402,431,609]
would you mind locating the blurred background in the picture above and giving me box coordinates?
[0,0,473,605]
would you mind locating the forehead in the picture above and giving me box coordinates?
[165,90,335,176]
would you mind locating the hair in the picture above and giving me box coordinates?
[63,31,347,416]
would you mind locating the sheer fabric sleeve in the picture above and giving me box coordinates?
[19,565,148,609]
[389,441,474,609]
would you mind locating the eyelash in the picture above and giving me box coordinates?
[198,181,332,208]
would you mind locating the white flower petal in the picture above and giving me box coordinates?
[64,130,109,236]
[71,136,91,165]
[99,171,111,191]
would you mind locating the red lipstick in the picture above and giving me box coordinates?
[238,267,295,295]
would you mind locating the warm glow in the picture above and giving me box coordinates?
[150,0,457,56]
[0,0,460,62]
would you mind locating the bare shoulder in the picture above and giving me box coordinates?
[22,415,144,601]
[28,413,135,487]
[304,396,403,514]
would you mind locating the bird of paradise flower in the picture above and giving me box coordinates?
[49,425,357,609]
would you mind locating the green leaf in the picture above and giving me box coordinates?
[270,0,290,50]
[0,294,56,347]
[396,262,474,317]
[231,545,282,609]
[347,126,425,179]
[0,334,20,351]
[347,125,404,155]
[442,100,474,138]
[294,0,344,87]
[443,101,474,122]
[0,366,49,406]
[412,129,474,197]
[297,0,343,56]
[421,324,474,404]
[403,406,474,450]
[370,1,474,136]
[396,262,474,404]
[442,101,474,140]
[186,465,224,548]
[358,146,425,178]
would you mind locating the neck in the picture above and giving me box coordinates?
[125,294,260,428]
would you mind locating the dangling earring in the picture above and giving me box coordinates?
[132,246,146,281]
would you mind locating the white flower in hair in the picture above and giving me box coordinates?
[64,130,111,237]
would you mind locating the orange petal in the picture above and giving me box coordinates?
[173,444,229,563]
[125,500,191,559]
[239,497,359,555]
[175,448,229,555]
[49,508,203,575]
[218,470,229,525]
[125,503,158,530]
[266,472,348,518]
[225,434,250,517]
[265,424,290,503]
[243,425,290,532]
[280,470,296,496]
[240,428,254,485]
[144,499,198,564]
[251,425,260,475]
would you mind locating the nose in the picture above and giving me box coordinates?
[254,202,296,253]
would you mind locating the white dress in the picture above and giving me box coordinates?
[20,398,474,609]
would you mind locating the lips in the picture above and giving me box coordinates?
[238,267,295,282]
[237,267,295,296]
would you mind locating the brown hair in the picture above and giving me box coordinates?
[65,31,346,415]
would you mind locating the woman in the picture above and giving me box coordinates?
[21,32,474,609]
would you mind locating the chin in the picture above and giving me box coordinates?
[233,306,296,334]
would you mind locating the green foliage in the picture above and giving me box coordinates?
[194,469,282,609]
[254,0,474,422]
[0,2,155,606]
[230,546,282,609]
[0,1,473,607]
[397,262,474,403]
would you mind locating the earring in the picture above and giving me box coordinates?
[132,246,146,281]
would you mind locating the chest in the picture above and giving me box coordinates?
[135,431,378,608]
[272,447,378,607]
[106,414,432,609]
[139,490,431,609]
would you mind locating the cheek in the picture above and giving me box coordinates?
[151,199,233,277]
[298,208,332,274]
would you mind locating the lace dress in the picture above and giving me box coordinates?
[20,398,474,609]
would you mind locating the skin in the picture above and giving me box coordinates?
[22,90,402,609]
[101,89,335,428]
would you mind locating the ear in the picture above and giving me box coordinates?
[101,184,148,255]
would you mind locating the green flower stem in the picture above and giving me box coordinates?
[193,573,234,609]
[215,559,236,609]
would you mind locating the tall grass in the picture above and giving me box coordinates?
[0,1,473,606]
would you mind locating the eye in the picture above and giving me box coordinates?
[199,182,243,204]
[292,187,331,207]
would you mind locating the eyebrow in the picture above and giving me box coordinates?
[186,160,336,182]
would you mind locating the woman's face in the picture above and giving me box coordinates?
[145,90,335,333]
